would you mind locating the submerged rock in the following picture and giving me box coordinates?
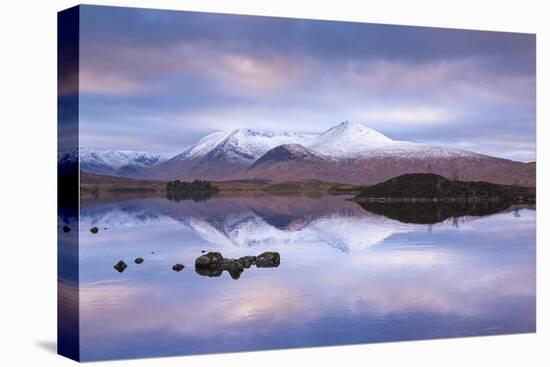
[62,225,71,233]
[113,260,127,273]
[256,252,281,268]
[134,257,144,264]
[172,264,185,272]
[90,227,99,234]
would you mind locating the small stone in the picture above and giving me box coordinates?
[62,226,71,233]
[113,260,127,273]
[134,257,144,264]
[256,252,281,268]
[90,227,99,234]
[151,251,155,254]
[172,264,185,272]
[201,250,206,253]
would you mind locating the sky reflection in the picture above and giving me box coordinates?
[75,196,535,361]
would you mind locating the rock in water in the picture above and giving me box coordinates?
[172,264,185,272]
[256,252,281,267]
[134,257,144,264]
[239,256,256,268]
[195,267,223,277]
[62,226,71,233]
[195,252,245,279]
[90,227,99,234]
[225,260,244,279]
[195,252,224,268]
[194,252,279,279]
[113,260,127,273]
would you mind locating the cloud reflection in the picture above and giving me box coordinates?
[76,196,535,360]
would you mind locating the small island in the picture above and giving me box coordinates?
[165,179,219,202]
[347,173,535,224]
[351,173,536,204]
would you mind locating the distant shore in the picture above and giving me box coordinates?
[79,172,354,202]
[80,172,536,205]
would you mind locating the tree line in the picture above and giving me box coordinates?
[166,179,218,193]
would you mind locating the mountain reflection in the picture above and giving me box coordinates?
[356,200,524,225]
[76,195,535,360]
[79,195,526,252]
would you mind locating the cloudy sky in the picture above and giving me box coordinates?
[77,5,536,161]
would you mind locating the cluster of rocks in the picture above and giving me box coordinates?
[194,251,280,280]
[112,250,280,277]
[113,256,185,273]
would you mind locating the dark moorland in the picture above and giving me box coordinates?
[352,173,535,203]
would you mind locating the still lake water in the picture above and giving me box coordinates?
[71,195,535,361]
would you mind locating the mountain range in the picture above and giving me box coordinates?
[58,147,168,177]
[61,122,536,186]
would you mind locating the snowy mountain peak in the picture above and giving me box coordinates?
[169,121,482,164]
[324,121,393,142]
[303,121,479,159]
[174,130,237,161]
[174,128,318,163]
[306,121,395,158]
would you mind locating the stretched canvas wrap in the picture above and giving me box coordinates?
[58,5,536,362]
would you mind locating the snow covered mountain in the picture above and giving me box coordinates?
[306,121,480,159]
[145,128,319,180]
[166,121,483,166]
[73,121,535,186]
[171,128,317,163]
[239,122,532,186]
[58,148,168,177]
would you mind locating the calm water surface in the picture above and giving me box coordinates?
[68,195,535,361]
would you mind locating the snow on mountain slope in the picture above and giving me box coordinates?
[308,121,394,152]
[78,148,168,168]
[306,121,480,159]
[172,130,236,161]
[58,148,168,176]
[172,128,318,163]
[165,122,483,168]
